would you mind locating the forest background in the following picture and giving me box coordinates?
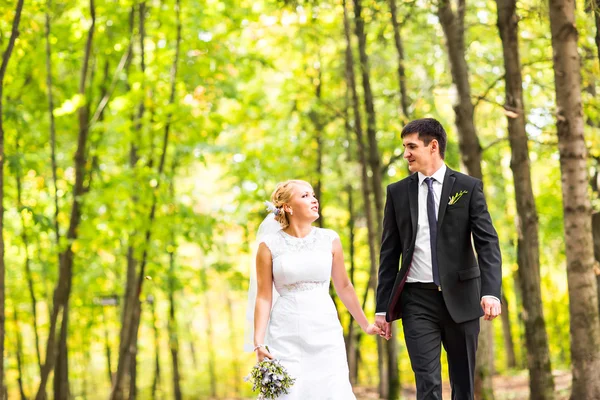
[0,0,599,399]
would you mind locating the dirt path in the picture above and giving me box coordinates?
[353,370,571,399]
[228,369,571,399]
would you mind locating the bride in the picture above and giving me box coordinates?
[250,179,382,399]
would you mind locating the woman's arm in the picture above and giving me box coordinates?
[253,242,275,361]
[331,237,381,335]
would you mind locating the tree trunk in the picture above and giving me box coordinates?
[225,293,240,397]
[55,43,109,400]
[166,174,182,400]
[499,293,516,369]
[36,2,95,398]
[43,4,68,396]
[594,0,600,63]
[113,7,140,398]
[592,4,600,316]
[111,2,180,396]
[127,328,139,399]
[592,213,600,313]
[201,269,217,398]
[113,249,137,399]
[387,326,400,400]
[187,321,198,369]
[495,0,556,397]
[13,306,28,400]
[54,302,70,399]
[354,0,395,391]
[311,58,325,229]
[55,37,113,400]
[593,236,600,334]
[129,314,139,400]
[387,0,410,119]
[150,297,161,399]
[549,0,600,398]
[437,0,483,178]
[82,349,91,400]
[344,0,377,318]
[0,1,24,397]
[168,288,182,400]
[36,234,52,327]
[309,59,340,310]
[343,0,383,392]
[110,2,163,397]
[437,1,493,397]
[45,0,60,249]
[510,269,527,369]
[346,325,358,385]
[133,1,145,167]
[102,311,113,385]
[474,323,494,399]
[343,92,359,384]
[352,0,384,233]
[15,135,43,375]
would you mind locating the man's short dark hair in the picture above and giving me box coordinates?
[401,118,447,159]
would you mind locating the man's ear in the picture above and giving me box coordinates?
[430,139,438,154]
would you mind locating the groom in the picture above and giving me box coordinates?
[375,118,502,399]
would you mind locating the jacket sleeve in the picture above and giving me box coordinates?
[469,180,502,299]
[376,185,403,313]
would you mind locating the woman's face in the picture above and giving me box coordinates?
[286,183,319,223]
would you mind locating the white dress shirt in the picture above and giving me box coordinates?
[407,164,447,283]
[376,164,498,316]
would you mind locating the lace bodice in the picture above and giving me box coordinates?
[260,227,339,296]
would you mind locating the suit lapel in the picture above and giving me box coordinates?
[437,167,455,231]
[408,173,419,243]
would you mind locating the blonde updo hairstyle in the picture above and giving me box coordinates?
[270,179,312,229]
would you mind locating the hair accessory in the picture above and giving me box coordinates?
[264,200,281,216]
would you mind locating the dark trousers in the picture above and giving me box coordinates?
[400,284,480,400]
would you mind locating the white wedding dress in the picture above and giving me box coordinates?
[260,227,356,399]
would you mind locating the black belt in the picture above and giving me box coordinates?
[405,282,441,291]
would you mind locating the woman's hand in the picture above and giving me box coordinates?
[363,323,383,336]
[255,345,274,362]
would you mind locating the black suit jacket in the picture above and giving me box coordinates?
[376,167,502,323]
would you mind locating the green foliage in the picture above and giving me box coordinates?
[1,0,599,397]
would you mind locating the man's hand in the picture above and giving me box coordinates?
[375,315,392,340]
[481,297,501,321]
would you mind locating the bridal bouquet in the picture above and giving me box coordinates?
[245,354,295,399]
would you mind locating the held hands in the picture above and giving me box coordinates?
[481,297,501,321]
[363,323,383,336]
[374,315,392,340]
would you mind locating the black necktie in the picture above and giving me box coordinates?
[424,177,440,288]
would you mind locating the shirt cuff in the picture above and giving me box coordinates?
[375,312,386,316]
[482,295,500,303]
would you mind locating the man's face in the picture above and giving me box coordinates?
[402,133,435,174]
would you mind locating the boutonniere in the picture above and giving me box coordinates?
[448,190,468,205]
